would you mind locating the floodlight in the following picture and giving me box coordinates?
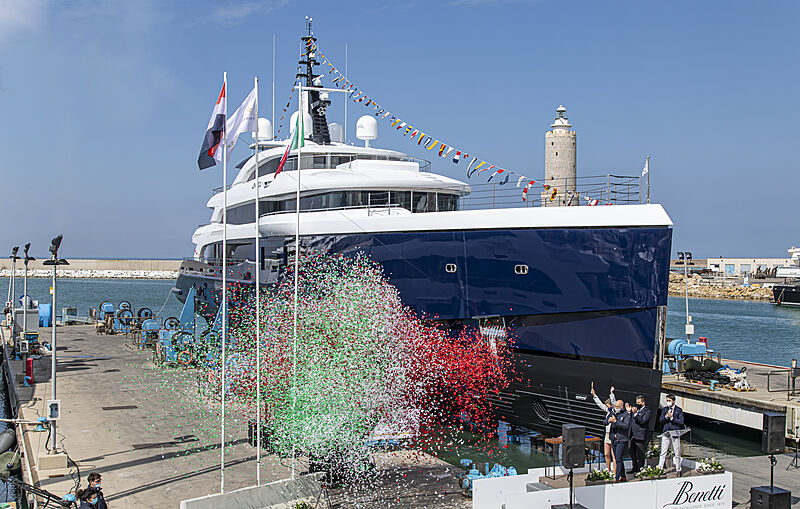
[49,235,63,256]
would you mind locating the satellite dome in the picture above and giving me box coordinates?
[356,115,378,147]
[253,118,272,141]
[329,123,344,143]
[289,111,313,139]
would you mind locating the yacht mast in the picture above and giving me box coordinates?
[298,21,331,145]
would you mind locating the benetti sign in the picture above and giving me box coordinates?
[471,466,733,509]
[657,476,731,509]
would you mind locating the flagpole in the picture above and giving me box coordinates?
[254,75,262,486]
[344,43,348,142]
[221,70,228,494]
[646,155,651,204]
[272,34,276,139]
[292,80,301,482]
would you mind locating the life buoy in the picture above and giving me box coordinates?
[177,350,193,366]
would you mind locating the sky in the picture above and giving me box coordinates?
[0,0,798,260]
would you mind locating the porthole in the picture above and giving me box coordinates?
[445,263,457,273]
[514,264,529,275]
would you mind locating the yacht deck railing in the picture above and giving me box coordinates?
[459,174,642,210]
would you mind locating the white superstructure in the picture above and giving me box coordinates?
[192,137,471,261]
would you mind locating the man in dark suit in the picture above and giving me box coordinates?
[627,395,652,475]
[658,394,685,475]
[604,399,632,482]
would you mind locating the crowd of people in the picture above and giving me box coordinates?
[590,383,685,482]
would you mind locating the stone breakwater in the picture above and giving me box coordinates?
[668,272,772,301]
[0,269,178,279]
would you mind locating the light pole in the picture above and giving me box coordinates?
[43,235,68,452]
[677,251,694,342]
[21,244,34,345]
[6,247,19,331]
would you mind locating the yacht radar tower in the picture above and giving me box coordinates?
[298,17,331,145]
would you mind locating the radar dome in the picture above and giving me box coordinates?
[329,123,344,143]
[356,115,378,147]
[289,111,313,140]
[253,118,272,141]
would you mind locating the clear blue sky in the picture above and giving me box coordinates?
[1,1,798,260]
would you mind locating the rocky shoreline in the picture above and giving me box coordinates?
[668,273,773,301]
[0,269,178,279]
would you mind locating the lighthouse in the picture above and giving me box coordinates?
[542,105,577,206]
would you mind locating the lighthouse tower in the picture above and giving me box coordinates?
[542,105,577,206]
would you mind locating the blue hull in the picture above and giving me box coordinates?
[176,225,672,435]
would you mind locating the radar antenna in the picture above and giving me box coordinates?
[297,16,331,144]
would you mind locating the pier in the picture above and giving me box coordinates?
[662,358,800,442]
[0,324,467,508]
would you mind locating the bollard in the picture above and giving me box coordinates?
[25,358,33,383]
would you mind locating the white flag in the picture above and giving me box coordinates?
[641,157,649,176]
[223,85,258,159]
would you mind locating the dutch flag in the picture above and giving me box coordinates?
[198,82,227,170]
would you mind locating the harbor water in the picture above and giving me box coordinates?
[1,279,784,472]
[666,295,800,367]
[2,277,182,321]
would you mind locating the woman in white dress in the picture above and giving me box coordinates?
[591,382,616,473]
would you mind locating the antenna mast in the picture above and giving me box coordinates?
[297,17,331,144]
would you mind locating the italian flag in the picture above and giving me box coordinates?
[275,111,305,175]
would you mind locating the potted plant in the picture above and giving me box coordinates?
[645,442,661,467]
[635,465,667,480]
[696,457,724,475]
[585,468,615,486]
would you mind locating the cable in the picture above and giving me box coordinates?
[154,291,172,318]
[43,424,53,452]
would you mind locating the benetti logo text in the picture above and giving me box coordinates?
[663,481,727,508]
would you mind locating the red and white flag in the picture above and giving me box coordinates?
[198,82,226,170]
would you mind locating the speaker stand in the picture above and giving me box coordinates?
[551,468,588,509]
[770,454,777,489]
[788,428,800,471]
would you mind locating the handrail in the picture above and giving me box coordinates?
[211,184,232,195]
[767,367,799,400]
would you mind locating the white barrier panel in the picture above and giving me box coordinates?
[180,473,324,509]
[474,469,732,509]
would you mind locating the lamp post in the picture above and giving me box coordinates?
[677,251,694,342]
[43,235,68,452]
[21,244,34,345]
[6,247,19,331]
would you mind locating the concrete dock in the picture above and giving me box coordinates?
[0,325,468,508]
[663,359,800,442]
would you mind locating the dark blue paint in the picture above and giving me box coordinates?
[180,226,672,366]
[318,227,672,321]
[509,307,658,366]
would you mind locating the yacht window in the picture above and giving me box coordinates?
[226,204,256,224]
[331,155,353,167]
[391,191,411,211]
[413,192,437,213]
[226,190,459,220]
[369,191,389,207]
[248,156,297,181]
[231,243,254,260]
[437,193,458,212]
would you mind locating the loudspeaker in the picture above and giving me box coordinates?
[247,419,273,451]
[762,412,786,455]
[750,486,791,509]
[561,424,585,469]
